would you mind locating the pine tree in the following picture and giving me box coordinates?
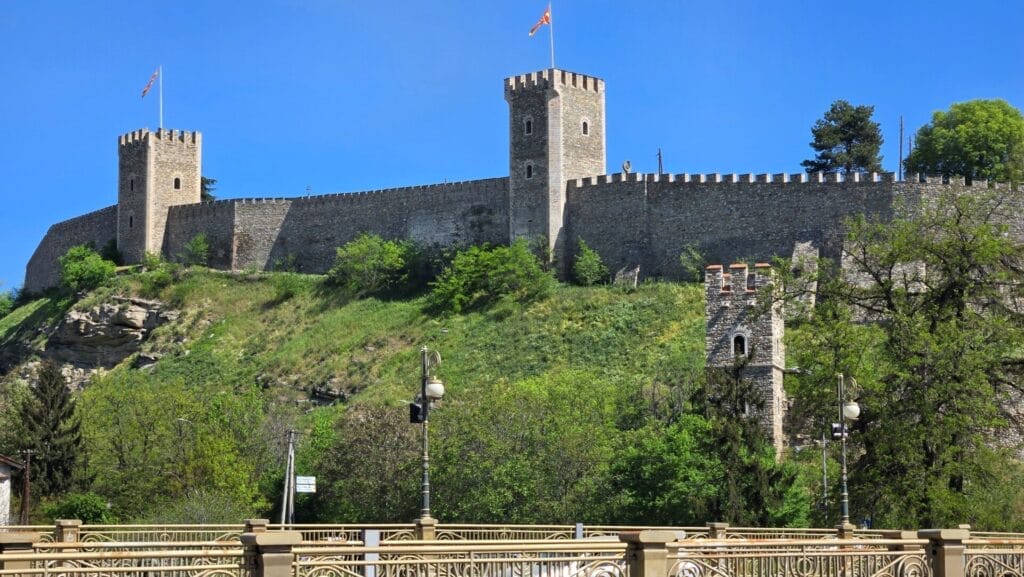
[802,100,883,174]
[19,360,84,497]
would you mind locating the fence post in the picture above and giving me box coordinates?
[415,517,437,540]
[836,522,856,540]
[706,522,728,539]
[0,532,40,573]
[620,530,679,577]
[575,523,585,540]
[241,531,302,577]
[245,519,269,533]
[363,529,380,577]
[919,529,969,577]
[880,530,918,551]
[55,519,82,543]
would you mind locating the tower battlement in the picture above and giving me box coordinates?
[118,128,201,148]
[504,69,604,94]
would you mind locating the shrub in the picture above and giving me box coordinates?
[180,233,209,266]
[271,272,305,303]
[679,244,706,282]
[59,245,116,292]
[0,288,14,318]
[99,238,122,265]
[428,240,555,312]
[142,251,165,271]
[573,238,609,286]
[42,492,114,523]
[327,234,411,297]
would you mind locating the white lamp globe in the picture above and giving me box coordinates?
[842,400,860,421]
[425,377,445,401]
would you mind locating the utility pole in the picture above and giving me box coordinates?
[898,116,904,182]
[657,147,664,175]
[279,429,296,525]
[19,449,33,525]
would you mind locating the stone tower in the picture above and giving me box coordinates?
[117,129,202,263]
[705,263,787,455]
[504,69,606,267]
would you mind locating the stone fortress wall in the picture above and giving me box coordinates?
[22,66,1005,295]
[26,205,118,292]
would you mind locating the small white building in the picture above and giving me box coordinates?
[0,454,24,526]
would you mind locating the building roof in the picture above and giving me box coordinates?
[0,454,24,470]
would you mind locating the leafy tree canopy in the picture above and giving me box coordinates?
[802,100,883,174]
[905,99,1024,184]
[783,188,1024,530]
[59,245,116,292]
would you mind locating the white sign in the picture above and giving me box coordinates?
[295,476,316,493]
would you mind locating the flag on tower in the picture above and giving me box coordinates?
[529,4,551,36]
[141,68,159,98]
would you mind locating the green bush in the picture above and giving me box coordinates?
[327,234,412,297]
[142,251,164,271]
[679,244,706,282]
[0,289,14,319]
[572,238,609,286]
[99,238,122,265]
[59,245,116,292]
[428,240,555,313]
[180,233,210,266]
[42,492,114,523]
[271,272,305,303]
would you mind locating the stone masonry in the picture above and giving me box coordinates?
[705,263,786,454]
[23,67,1005,296]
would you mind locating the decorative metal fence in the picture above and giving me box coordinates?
[292,540,630,577]
[669,538,931,577]
[0,548,249,576]
[965,538,1024,577]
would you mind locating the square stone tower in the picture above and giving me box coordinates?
[504,69,605,268]
[117,129,202,263]
[705,263,787,455]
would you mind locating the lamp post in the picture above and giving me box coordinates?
[834,373,860,529]
[410,346,444,525]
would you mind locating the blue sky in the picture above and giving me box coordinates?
[1,1,1022,291]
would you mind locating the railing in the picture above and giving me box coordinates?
[292,539,630,577]
[669,538,931,577]
[76,523,243,543]
[965,538,1024,577]
[0,548,249,576]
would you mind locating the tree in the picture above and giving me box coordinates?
[201,177,217,202]
[802,100,883,174]
[59,245,116,292]
[572,238,609,286]
[180,233,210,266]
[786,188,1024,529]
[327,234,412,297]
[19,360,84,497]
[428,240,555,313]
[905,99,1024,184]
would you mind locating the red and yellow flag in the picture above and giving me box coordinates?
[141,68,159,98]
[529,5,551,36]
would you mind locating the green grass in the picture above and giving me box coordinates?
[2,269,707,411]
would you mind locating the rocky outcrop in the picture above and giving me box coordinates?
[45,297,178,369]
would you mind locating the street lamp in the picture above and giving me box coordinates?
[409,346,444,524]
[833,373,860,529]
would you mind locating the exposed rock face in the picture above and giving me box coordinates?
[45,297,178,370]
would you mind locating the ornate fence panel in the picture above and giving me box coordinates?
[965,539,1024,577]
[0,548,250,576]
[78,524,244,544]
[292,540,630,577]
[669,538,930,577]
[433,525,577,541]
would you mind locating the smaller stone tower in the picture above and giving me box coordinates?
[705,263,787,455]
[117,128,202,263]
[505,69,606,268]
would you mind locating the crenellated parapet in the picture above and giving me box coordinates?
[504,68,604,95]
[118,128,201,148]
[572,171,917,189]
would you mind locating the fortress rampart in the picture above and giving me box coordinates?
[22,66,1012,293]
[25,205,118,293]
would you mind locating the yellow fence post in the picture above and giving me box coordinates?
[242,530,302,577]
[0,531,40,573]
[620,530,679,577]
[55,519,82,543]
[919,529,969,577]
[706,523,728,539]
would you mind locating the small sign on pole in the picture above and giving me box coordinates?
[295,476,316,493]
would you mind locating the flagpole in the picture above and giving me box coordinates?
[158,65,164,129]
[548,2,555,69]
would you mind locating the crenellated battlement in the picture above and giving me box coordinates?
[118,128,201,148]
[568,171,1010,191]
[504,68,604,94]
[705,263,774,294]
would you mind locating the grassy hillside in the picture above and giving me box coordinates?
[0,269,712,523]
